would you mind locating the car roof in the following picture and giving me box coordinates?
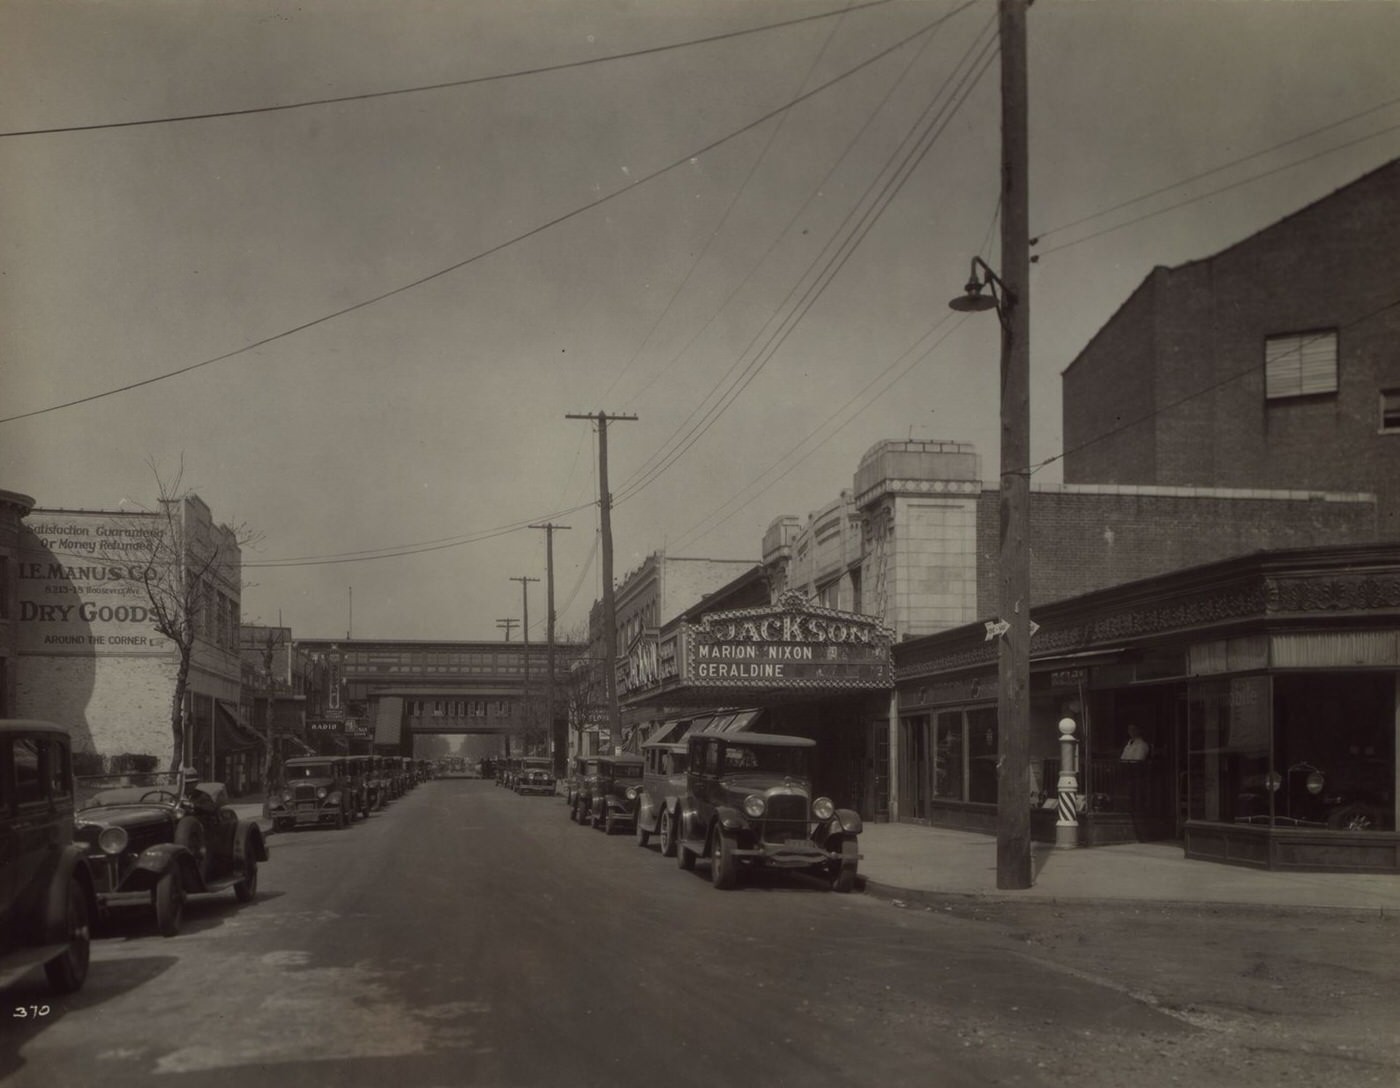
[0,718,70,737]
[599,753,644,764]
[690,731,815,748]
[641,741,689,752]
[286,756,338,764]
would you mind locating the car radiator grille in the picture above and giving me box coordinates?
[293,784,320,801]
[760,794,810,842]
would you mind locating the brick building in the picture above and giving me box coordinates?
[0,489,36,718]
[13,496,247,779]
[1061,157,1400,538]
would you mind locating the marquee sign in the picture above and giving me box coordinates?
[684,593,893,691]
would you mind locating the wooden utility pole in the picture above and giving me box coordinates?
[511,575,539,749]
[996,0,1032,890]
[495,618,518,641]
[566,411,636,751]
[530,522,571,777]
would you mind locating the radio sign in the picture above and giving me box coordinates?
[308,719,343,734]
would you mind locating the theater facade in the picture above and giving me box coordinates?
[617,591,896,820]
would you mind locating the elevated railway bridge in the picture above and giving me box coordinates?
[296,638,583,758]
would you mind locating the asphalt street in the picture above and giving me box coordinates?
[0,778,1343,1087]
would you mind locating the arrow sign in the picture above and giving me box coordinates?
[1029,620,1040,638]
[984,619,1010,641]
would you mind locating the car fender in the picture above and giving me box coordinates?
[39,845,96,944]
[234,821,270,866]
[815,810,863,845]
[323,790,344,808]
[713,804,751,835]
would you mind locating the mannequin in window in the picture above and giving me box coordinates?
[1120,723,1150,763]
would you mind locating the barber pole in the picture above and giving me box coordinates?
[1056,717,1080,849]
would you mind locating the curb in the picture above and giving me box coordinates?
[860,879,1398,918]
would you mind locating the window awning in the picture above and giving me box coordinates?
[213,701,260,753]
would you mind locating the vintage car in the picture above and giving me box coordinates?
[268,756,354,830]
[0,720,95,994]
[674,732,861,892]
[1235,758,1394,831]
[342,756,371,819]
[636,741,689,855]
[585,754,645,834]
[564,755,599,812]
[496,758,518,791]
[515,757,556,796]
[75,766,268,936]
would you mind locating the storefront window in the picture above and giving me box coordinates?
[933,711,963,800]
[1188,677,1270,824]
[1271,673,1394,831]
[967,707,998,805]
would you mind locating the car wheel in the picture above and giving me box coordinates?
[154,869,185,937]
[676,822,696,871]
[830,838,859,893]
[43,877,91,994]
[234,856,259,903]
[659,808,678,858]
[710,832,738,889]
[175,817,210,883]
[604,811,617,835]
[636,813,651,848]
[334,806,346,830]
[591,805,604,830]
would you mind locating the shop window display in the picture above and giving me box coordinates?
[1188,676,1270,825]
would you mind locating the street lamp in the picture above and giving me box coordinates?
[946,0,1032,891]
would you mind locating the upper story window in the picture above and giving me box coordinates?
[1381,389,1400,434]
[1265,329,1337,400]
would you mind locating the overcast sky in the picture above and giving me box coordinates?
[2,0,1397,643]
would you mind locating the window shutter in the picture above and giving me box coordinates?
[1265,331,1337,399]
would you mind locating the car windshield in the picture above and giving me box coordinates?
[286,762,336,779]
[722,745,809,778]
[76,771,183,811]
[608,764,642,779]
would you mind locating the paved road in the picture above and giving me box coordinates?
[5,778,1193,1087]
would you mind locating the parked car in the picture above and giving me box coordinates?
[1236,758,1394,831]
[347,755,385,814]
[343,756,371,820]
[497,758,520,791]
[585,754,644,834]
[673,732,861,892]
[636,741,689,855]
[567,756,601,822]
[75,766,268,936]
[564,755,599,812]
[268,756,354,830]
[0,720,95,994]
[515,757,556,796]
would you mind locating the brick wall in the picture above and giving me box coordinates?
[1062,160,1400,538]
[17,653,178,762]
[974,484,1378,614]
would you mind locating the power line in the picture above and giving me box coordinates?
[0,0,900,138]
[613,21,997,506]
[0,9,957,428]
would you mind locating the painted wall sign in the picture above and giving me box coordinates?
[17,512,171,656]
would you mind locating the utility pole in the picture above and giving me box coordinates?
[996,0,1032,890]
[511,575,539,752]
[566,411,636,751]
[530,522,571,777]
[495,618,518,641]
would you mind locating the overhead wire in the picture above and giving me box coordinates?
[598,1,860,403]
[612,18,998,507]
[0,0,900,139]
[0,8,961,428]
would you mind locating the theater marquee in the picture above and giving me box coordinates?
[685,595,894,691]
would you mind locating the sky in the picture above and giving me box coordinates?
[2,0,1397,644]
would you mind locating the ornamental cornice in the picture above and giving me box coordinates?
[854,477,981,509]
[1264,572,1400,613]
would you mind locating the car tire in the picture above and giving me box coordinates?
[43,877,91,994]
[830,838,859,893]
[334,806,346,830]
[234,856,258,903]
[659,808,678,858]
[636,813,651,848]
[175,817,210,883]
[154,869,185,937]
[676,828,696,871]
[604,811,617,835]
[710,832,738,890]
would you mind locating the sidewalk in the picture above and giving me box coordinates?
[858,821,1400,913]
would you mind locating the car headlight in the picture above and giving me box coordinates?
[281,791,293,803]
[317,787,328,799]
[812,797,835,821]
[98,825,129,855]
[625,786,639,801]
[743,794,766,818]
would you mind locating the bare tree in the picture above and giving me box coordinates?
[126,460,259,770]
